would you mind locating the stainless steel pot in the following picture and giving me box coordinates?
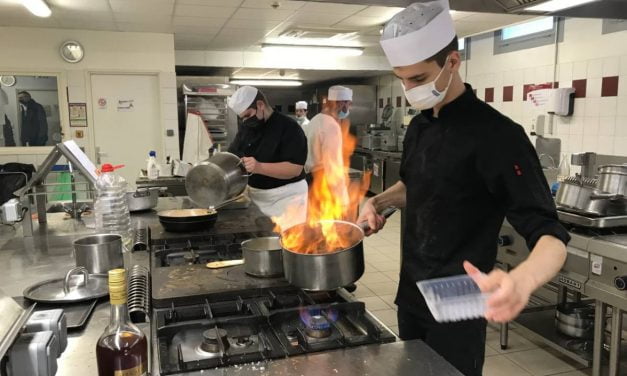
[126,187,162,212]
[555,176,598,212]
[597,164,627,196]
[241,237,283,277]
[73,234,124,274]
[185,152,250,207]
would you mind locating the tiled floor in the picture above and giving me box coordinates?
[356,211,592,376]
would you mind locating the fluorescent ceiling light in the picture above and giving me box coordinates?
[21,0,51,17]
[526,0,598,12]
[229,79,302,87]
[261,44,363,57]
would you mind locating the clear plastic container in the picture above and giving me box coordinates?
[94,164,132,251]
[147,150,159,180]
[416,274,490,323]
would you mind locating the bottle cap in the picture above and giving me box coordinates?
[149,150,156,157]
[99,164,125,173]
[108,268,127,305]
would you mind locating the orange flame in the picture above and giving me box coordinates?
[275,115,371,254]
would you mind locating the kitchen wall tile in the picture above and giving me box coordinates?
[613,137,627,156]
[570,134,584,152]
[559,80,572,90]
[485,88,495,103]
[503,86,513,102]
[598,136,615,154]
[573,79,587,98]
[585,98,600,117]
[68,85,86,103]
[603,56,620,77]
[160,88,177,104]
[598,117,616,136]
[587,58,603,79]
[573,98,586,117]
[616,117,627,137]
[582,135,598,151]
[558,62,573,83]
[620,56,627,76]
[524,68,535,85]
[503,70,514,86]
[582,117,599,136]
[599,97,618,116]
[573,61,588,80]
[570,117,583,135]
[513,69,524,86]
[163,103,178,120]
[619,76,627,96]
[587,78,602,98]
[617,96,627,116]
[601,76,619,97]
[159,72,177,88]
[556,117,570,136]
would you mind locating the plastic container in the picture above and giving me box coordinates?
[147,150,159,180]
[94,164,132,251]
[416,274,489,323]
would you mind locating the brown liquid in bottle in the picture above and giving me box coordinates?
[96,331,148,376]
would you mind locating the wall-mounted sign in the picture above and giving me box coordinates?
[69,102,87,127]
[97,97,107,109]
[117,98,134,112]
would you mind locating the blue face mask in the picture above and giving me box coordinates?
[338,109,350,119]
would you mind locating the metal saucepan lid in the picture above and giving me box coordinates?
[23,267,109,303]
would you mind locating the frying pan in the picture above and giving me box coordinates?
[280,207,397,291]
[157,208,218,232]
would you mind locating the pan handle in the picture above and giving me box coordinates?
[237,159,254,177]
[358,206,398,232]
[63,267,89,294]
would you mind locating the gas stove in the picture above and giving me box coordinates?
[153,288,396,375]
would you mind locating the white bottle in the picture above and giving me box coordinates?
[94,164,132,250]
[147,150,160,180]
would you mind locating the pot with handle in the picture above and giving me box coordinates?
[242,236,283,277]
[280,207,397,291]
[185,152,251,208]
[126,187,164,212]
[597,164,627,196]
[73,234,124,274]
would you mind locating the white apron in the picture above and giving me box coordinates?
[247,179,308,230]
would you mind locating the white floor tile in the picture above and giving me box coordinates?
[363,281,398,295]
[360,296,391,311]
[352,284,376,298]
[486,330,538,354]
[372,308,398,327]
[483,355,532,376]
[359,272,393,284]
[373,260,400,272]
[550,369,591,376]
[505,348,583,376]
[485,344,499,357]
[382,271,400,282]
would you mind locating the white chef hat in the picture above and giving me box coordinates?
[328,86,353,101]
[228,85,258,115]
[295,101,308,110]
[380,0,456,67]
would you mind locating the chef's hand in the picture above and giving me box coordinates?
[241,157,258,174]
[357,199,387,236]
[464,261,533,323]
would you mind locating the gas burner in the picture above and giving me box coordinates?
[304,315,332,339]
[232,335,254,349]
[198,328,229,354]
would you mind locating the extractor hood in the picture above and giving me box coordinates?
[305,0,627,19]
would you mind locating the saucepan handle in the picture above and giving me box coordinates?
[358,206,398,232]
[237,159,254,177]
[63,266,89,294]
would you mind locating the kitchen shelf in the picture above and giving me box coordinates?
[514,307,593,367]
[184,87,233,149]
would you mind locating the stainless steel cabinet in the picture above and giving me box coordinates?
[370,157,385,194]
[384,159,401,190]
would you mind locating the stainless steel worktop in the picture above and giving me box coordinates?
[0,198,461,376]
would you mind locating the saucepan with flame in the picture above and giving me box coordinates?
[280,207,397,291]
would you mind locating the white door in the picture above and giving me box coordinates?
[90,74,161,187]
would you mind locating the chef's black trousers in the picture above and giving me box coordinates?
[397,307,487,376]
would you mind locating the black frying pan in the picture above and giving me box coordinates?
[157,208,218,232]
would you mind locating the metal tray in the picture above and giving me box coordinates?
[14,297,99,331]
[557,210,627,228]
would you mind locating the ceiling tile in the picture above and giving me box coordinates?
[450,10,476,21]
[353,6,403,18]
[289,11,348,26]
[117,22,173,33]
[53,9,114,23]
[173,24,222,35]
[300,2,367,15]
[240,0,305,10]
[49,0,110,12]
[176,0,241,6]
[0,16,60,27]
[223,17,282,30]
[462,12,530,24]
[173,16,227,28]
[58,20,118,31]
[174,5,236,18]
[109,0,174,15]
[231,7,296,21]
[114,13,172,24]
[334,16,387,28]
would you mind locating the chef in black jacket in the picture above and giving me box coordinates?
[357,2,570,375]
[227,86,308,229]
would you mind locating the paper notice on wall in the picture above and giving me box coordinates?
[97,97,107,110]
[63,139,98,180]
[117,99,135,112]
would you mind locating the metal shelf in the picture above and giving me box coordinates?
[514,307,593,367]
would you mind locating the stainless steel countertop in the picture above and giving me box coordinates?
[0,201,461,376]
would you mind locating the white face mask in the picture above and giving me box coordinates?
[403,57,453,111]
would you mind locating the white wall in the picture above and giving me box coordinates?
[0,26,178,169]
[465,18,627,157]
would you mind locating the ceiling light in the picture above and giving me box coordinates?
[21,0,51,17]
[261,44,363,57]
[229,79,303,87]
[526,0,599,12]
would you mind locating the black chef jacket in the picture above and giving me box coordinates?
[228,111,307,190]
[396,84,570,315]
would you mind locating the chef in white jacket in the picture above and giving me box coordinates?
[294,101,309,128]
[303,85,352,205]
[227,86,308,229]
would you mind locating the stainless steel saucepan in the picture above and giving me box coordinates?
[280,207,397,291]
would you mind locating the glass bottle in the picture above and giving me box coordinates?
[96,269,148,376]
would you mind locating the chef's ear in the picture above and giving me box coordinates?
[447,51,462,73]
